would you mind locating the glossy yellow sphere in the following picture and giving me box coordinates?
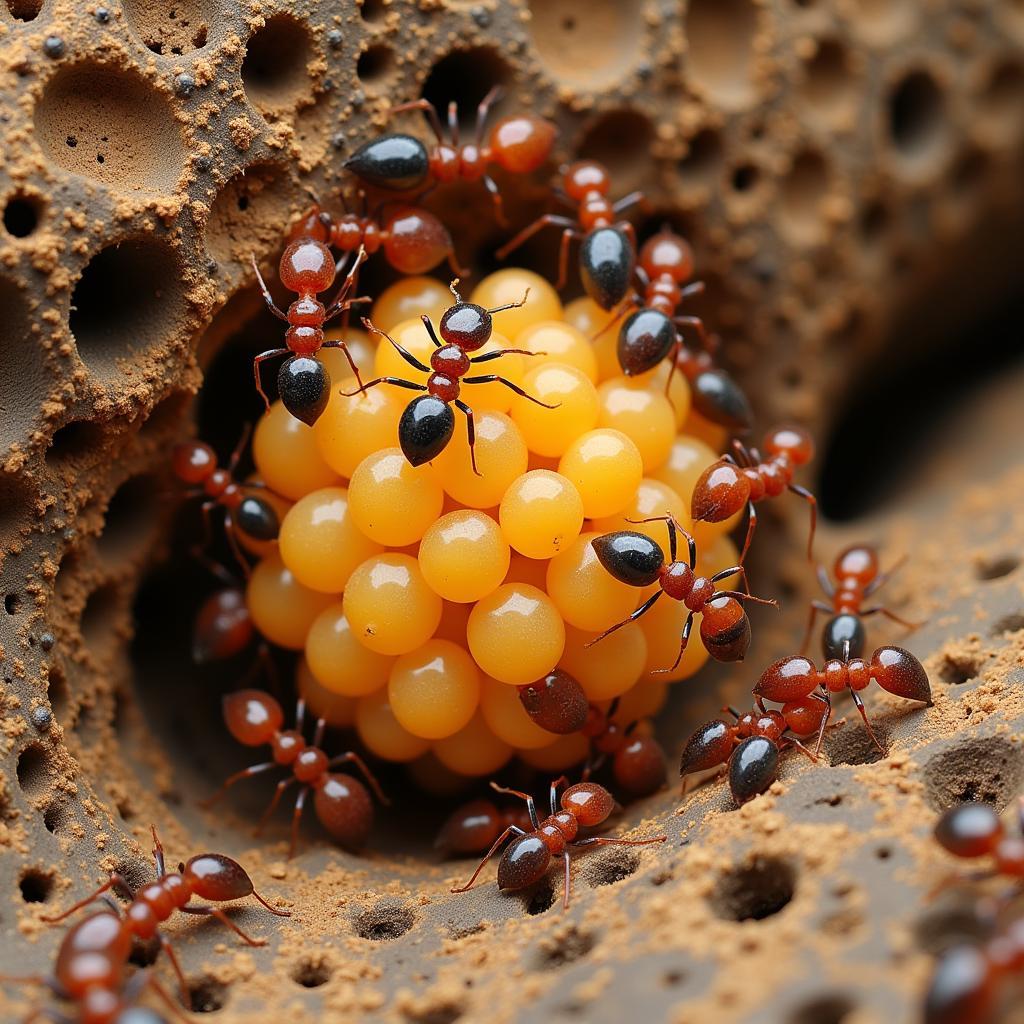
[433,710,513,776]
[433,410,528,509]
[563,296,617,362]
[296,657,358,728]
[305,603,394,697]
[278,487,382,594]
[643,361,693,429]
[546,531,640,633]
[461,334,526,415]
[519,733,589,772]
[418,510,510,603]
[321,327,377,384]
[470,268,562,340]
[355,689,431,762]
[559,623,647,701]
[557,429,643,519]
[684,407,729,453]
[514,320,598,382]
[511,363,599,458]
[597,376,676,472]
[372,276,452,331]
[374,317,435,385]
[698,534,742,581]
[343,553,443,656]
[467,583,565,686]
[314,374,405,478]
[388,639,481,739]
[253,401,341,501]
[614,679,669,723]
[478,675,555,749]
[348,448,444,546]
[499,470,584,560]
[592,478,691,547]
[247,552,335,650]
[637,590,711,683]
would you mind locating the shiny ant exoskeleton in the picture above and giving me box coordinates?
[802,544,921,660]
[251,238,369,426]
[450,778,666,909]
[30,826,287,1017]
[346,87,557,222]
[517,670,667,798]
[435,799,535,857]
[496,160,645,311]
[586,514,778,672]
[753,641,932,755]
[203,689,389,857]
[690,425,818,563]
[342,283,556,474]
[934,800,1024,881]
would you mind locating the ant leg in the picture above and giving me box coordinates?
[548,776,570,816]
[651,610,694,675]
[253,776,299,835]
[785,736,819,764]
[157,932,192,1011]
[249,887,291,917]
[799,601,833,656]
[421,315,444,348]
[151,824,167,877]
[447,101,460,148]
[222,513,253,581]
[811,691,832,757]
[454,400,481,477]
[288,786,309,860]
[861,605,925,630]
[849,688,884,753]
[39,874,127,922]
[585,590,663,648]
[178,905,268,947]
[339,376,427,398]
[489,782,541,828]
[679,280,705,302]
[450,826,527,893]
[200,762,277,809]
[864,554,908,597]
[250,257,289,323]
[571,835,666,851]
[228,423,254,473]
[739,500,757,564]
[311,714,326,749]
[710,563,750,595]
[461,374,559,409]
[556,226,578,291]
[328,752,391,806]
[252,348,290,412]
[612,191,646,216]
[148,974,195,1024]
[389,97,446,145]
[788,484,817,561]
[718,590,778,610]
[361,319,432,373]
[625,514,693,567]
[562,850,572,910]
[475,84,502,145]
[590,295,638,343]
[321,340,367,393]
[674,315,708,349]
[817,563,836,598]
[445,242,469,279]
[469,347,545,364]
[482,174,506,226]
[495,214,577,261]
[295,696,307,736]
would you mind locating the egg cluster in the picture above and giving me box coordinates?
[244,267,740,778]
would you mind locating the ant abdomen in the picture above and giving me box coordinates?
[618,308,676,377]
[517,669,590,735]
[728,735,779,805]
[699,596,750,662]
[192,588,253,664]
[314,774,374,848]
[400,394,456,467]
[498,834,551,890]
[823,612,866,660]
[278,355,330,426]
[679,720,733,777]
[234,495,280,542]
[581,226,635,311]
[591,531,664,588]
[184,854,256,902]
[614,735,666,797]
[688,369,754,433]
[345,133,430,191]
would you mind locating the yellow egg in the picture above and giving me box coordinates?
[478,675,556,750]
[372,276,452,331]
[419,510,510,603]
[314,373,405,478]
[557,429,643,519]
[433,410,528,509]
[252,401,341,501]
[343,553,443,655]
[356,689,431,762]
[511,363,600,458]
[247,552,335,650]
[296,657,358,728]
[563,296,618,349]
[348,448,444,546]
[519,733,589,772]
[597,376,676,472]
[467,583,565,686]
[643,360,693,429]
[278,487,382,594]
[321,326,376,383]
[470,268,562,339]
[698,534,742,581]
[546,531,640,633]
[559,623,648,701]
[388,639,480,739]
[513,320,598,382]
[462,333,527,415]
[592,479,692,548]
[637,590,711,683]
[373,316,435,385]
[433,710,513,776]
[305,603,394,697]
[684,407,729,453]
[499,469,584,560]
[613,680,669,723]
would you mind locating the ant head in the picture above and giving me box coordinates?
[184,853,254,903]
[934,802,1004,859]
[639,228,694,283]
[518,669,589,735]
[192,588,252,664]
[561,782,614,827]
[439,299,492,352]
[613,735,667,798]
[563,160,610,201]
[763,425,814,466]
[489,114,557,174]
[834,544,878,583]
[172,440,217,485]
[279,238,335,295]
[223,689,284,747]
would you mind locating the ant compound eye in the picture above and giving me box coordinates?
[278,356,330,426]
[439,302,491,351]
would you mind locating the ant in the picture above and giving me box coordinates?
[802,544,921,660]
[517,670,666,797]
[172,430,279,577]
[586,514,778,672]
[450,777,666,909]
[346,86,557,223]
[435,799,534,857]
[496,160,645,311]
[673,332,754,434]
[342,282,557,474]
[250,237,369,426]
[32,825,288,1016]
[690,425,817,563]
[203,689,389,857]
[678,701,830,806]
[753,640,932,756]
[933,800,1024,883]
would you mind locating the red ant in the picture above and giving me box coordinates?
[203,689,389,857]
[753,640,932,755]
[26,825,288,1018]
[172,430,278,577]
[517,670,667,798]
[343,282,556,474]
[496,160,645,311]
[690,425,818,563]
[450,777,666,909]
[250,238,369,426]
[803,544,921,660]
[586,514,778,672]
[345,86,557,222]
[435,799,535,857]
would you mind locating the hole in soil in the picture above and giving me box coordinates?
[992,612,1024,636]
[584,850,640,888]
[3,193,41,238]
[713,857,796,921]
[291,956,332,987]
[129,937,162,968]
[357,44,394,88]
[824,722,890,765]
[205,163,297,267]
[801,38,856,121]
[5,592,22,615]
[578,110,653,193]
[662,969,687,987]
[421,47,510,132]
[914,904,993,956]
[80,583,120,653]
[975,553,1019,580]
[47,666,69,721]
[19,867,55,903]
[359,0,386,22]
[788,994,855,1024]
[5,0,42,19]
[938,651,981,685]
[98,475,159,565]
[859,199,889,246]
[354,903,415,940]
[523,879,556,915]
[242,14,313,114]
[47,420,105,464]
[923,736,1024,811]
[678,127,724,188]
[188,976,227,1013]
[731,163,760,192]
[70,237,186,385]
[16,743,49,799]
[0,276,48,447]
[779,149,831,246]
[685,0,760,109]
[124,0,212,55]
[979,60,1024,138]
[888,69,950,174]
[532,926,596,969]
[43,802,68,833]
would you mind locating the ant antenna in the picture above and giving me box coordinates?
[485,288,531,315]
[448,278,463,301]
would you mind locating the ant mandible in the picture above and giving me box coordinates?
[690,425,818,563]
[35,825,288,1015]
[803,544,922,660]
[435,799,535,857]
[496,160,645,312]
[587,514,778,672]
[450,777,666,909]
[250,237,370,426]
[342,282,557,474]
[203,689,389,857]
[346,86,557,223]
